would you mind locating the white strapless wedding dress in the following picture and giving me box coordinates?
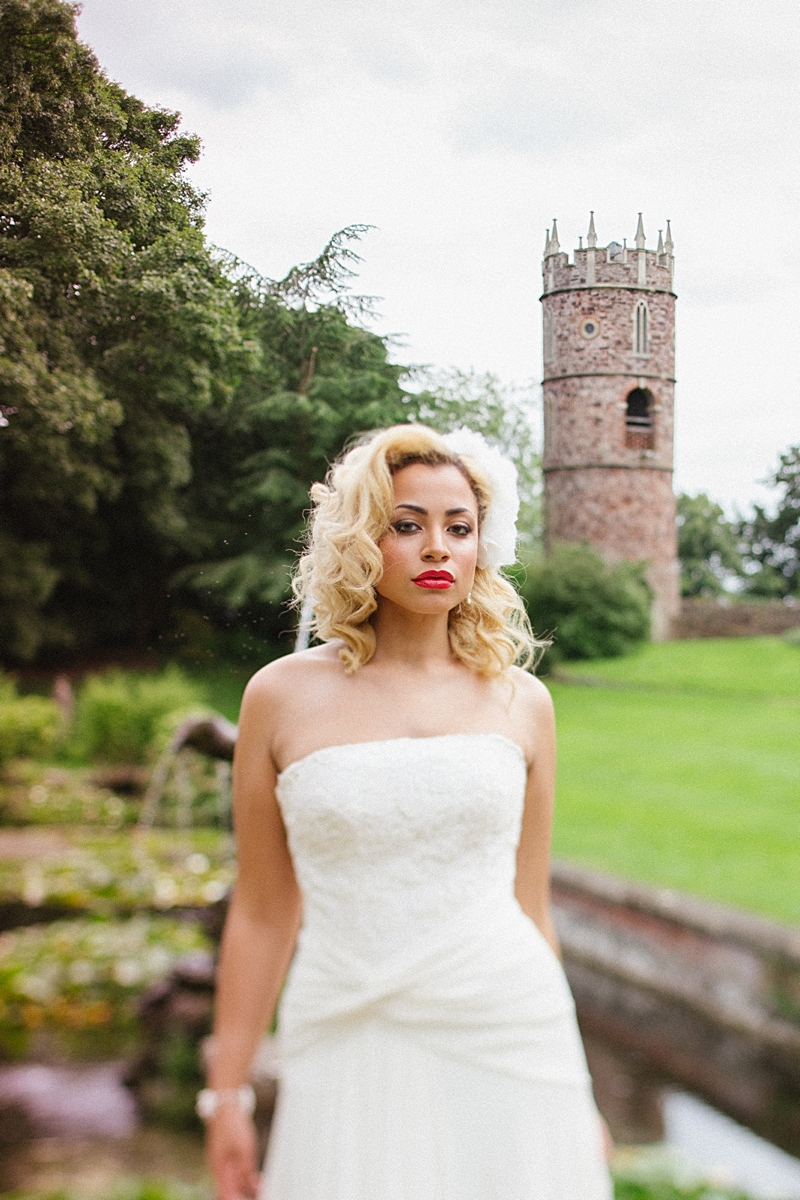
[262,733,611,1199]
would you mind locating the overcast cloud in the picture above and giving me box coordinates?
[76,0,800,512]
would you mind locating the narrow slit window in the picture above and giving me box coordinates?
[543,311,555,364]
[625,387,654,449]
[633,301,649,356]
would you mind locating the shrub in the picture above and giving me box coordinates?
[516,543,651,667]
[0,676,60,767]
[70,668,204,764]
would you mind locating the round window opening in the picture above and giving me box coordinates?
[580,318,600,340]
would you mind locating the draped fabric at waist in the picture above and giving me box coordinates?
[277,895,590,1086]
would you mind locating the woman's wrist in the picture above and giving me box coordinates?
[196,1083,256,1122]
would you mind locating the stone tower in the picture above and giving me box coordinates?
[541,213,680,640]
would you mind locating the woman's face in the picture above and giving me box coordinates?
[376,463,479,614]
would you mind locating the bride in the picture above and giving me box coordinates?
[203,424,612,1199]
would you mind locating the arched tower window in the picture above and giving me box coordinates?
[633,301,649,356]
[625,387,654,450]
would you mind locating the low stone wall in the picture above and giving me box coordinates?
[551,859,800,1156]
[674,598,800,639]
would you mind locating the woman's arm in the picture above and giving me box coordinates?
[206,670,303,1200]
[514,679,561,958]
[514,679,614,1161]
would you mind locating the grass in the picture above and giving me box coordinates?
[554,635,800,697]
[549,637,800,925]
[185,664,252,724]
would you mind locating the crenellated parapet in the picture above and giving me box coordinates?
[542,213,675,294]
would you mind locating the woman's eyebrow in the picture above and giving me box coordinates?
[393,504,474,516]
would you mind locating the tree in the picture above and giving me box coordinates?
[738,446,800,598]
[172,236,412,656]
[0,0,248,660]
[676,493,742,597]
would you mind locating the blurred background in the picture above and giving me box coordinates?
[0,2,798,1198]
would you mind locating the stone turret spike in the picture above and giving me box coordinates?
[587,211,597,248]
[549,218,560,255]
[635,212,646,251]
[544,228,551,256]
[657,229,664,255]
[665,220,674,255]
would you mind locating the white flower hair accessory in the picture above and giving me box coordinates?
[441,428,519,570]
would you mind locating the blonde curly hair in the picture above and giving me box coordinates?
[293,424,544,676]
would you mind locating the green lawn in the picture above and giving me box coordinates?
[187,664,253,724]
[555,635,800,698]
[550,638,800,925]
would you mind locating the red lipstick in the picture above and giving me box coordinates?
[412,570,454,589]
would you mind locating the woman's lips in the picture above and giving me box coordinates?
[413,571,454,589]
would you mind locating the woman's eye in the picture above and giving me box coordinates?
[449,523,473,537]
[392,520,421,534]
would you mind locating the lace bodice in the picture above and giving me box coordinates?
[276,733,528,961]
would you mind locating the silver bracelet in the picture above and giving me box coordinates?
[196,1083,257,1121]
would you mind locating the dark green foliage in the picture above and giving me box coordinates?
[515,542,651,666]
[676,493,742,597]
[738,446,800,598]
[173,265,410,649]
[0,0,248,661]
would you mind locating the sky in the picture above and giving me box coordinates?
[75,0,800,514]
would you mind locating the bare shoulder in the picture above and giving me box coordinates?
[504,666,554,765]
[507,665,554,717]
[242,643,343,708]
[237,643,347,768]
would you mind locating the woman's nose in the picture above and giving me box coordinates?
[422,531,450,560]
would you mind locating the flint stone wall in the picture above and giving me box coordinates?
[674,599,800,639]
